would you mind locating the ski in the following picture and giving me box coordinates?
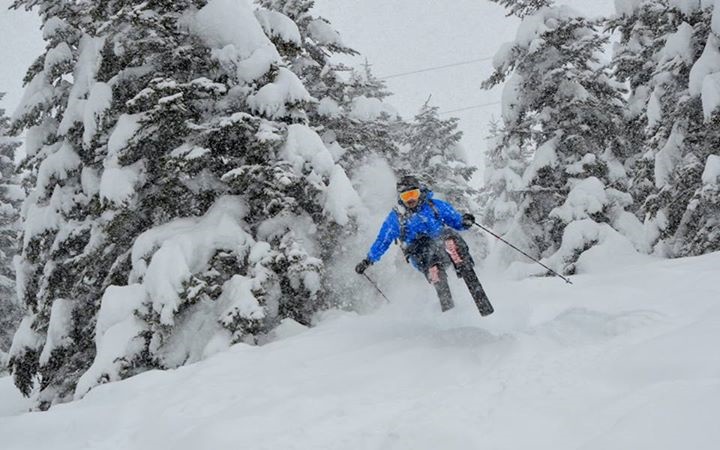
[459,265,494,316]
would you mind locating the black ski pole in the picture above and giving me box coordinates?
[363,273,391,303]
[473,222,573,285]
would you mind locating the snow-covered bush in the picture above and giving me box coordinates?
[7,0,391,409]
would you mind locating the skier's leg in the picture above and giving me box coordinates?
[426,264,454,312]
[408,236,455,312]
[442,231,494,316]
[442,230,472,270]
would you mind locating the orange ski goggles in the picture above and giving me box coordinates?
[399,188,421,203]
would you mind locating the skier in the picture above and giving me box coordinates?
[355,175,494,315]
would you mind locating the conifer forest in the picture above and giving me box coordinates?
[0,1,719,449]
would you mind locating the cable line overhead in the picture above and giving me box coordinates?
[379,56,494,80]
[439,101,501,115]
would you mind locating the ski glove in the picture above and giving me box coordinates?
[355,258,372,274]
[462,213,475,229]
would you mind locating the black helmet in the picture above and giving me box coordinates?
[396,175,421,194]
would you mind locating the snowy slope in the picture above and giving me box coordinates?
[2,252,719,450]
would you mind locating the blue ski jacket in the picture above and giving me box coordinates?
[367,191,466,263]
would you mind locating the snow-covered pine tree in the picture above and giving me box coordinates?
[8,0,366,408]
[347,60,392,100]
[678,154,720,253]
[333,62,403,176]
[0,92,23,367]
[668,0,720,256]
[489,0,553,18]
[401,99,477,209]
[607,0,676,213]
[482,1,639,274]
[651,1,719,256]
[479,121,528,236]
[256,0,405,309]
[610,0,720,257]
[257,0,402,175]
[397,100,488,262]
[4,0,88,399]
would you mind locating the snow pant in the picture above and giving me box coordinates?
[404,229,476,312]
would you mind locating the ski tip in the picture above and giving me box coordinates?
[480,307,494,317]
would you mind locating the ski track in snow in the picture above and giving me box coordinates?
[1,253,719,450]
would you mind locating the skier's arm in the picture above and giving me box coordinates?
[433,199,466,230]
[367,211,401,263]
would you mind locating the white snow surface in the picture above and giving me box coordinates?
[655,127,684,188]
[660,22,695,66]
[129,196,253,326]
[550,177,608,223]
[57,35,105,136]
[82,82,113,148]
[75,284,147,399]
[101,113,145,204]
[35,141,81,198]
[324,164,364,226]
[192,0,273,59]
[522,136,558,185]
[38,299,74,366]
[702,154,720,183]
[515,5,579,49]
[646,86,663,128]
[247,67,311,119]
[307,18,345,47]
[701,71,720,119]
[281,124,336,177]
[689,33,720,97]
[254,9,302,46]
[614,0,645,15]
[713,0,720,34]
[191,0,280,83]
[2,252,719,449]
[348,95,398,121]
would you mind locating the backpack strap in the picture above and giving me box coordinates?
[393,206,408,244]
[427,198,441,221]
